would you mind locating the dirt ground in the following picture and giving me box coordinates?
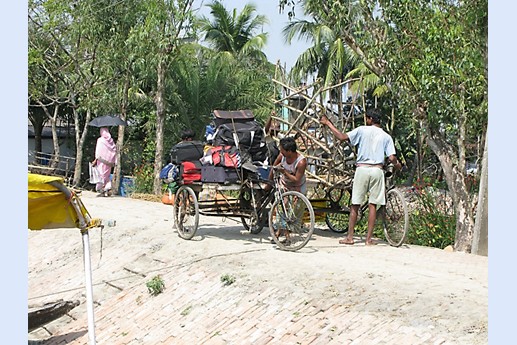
[28,190,488,344]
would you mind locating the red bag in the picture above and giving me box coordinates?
[210,146,241,168]
[180,161,202,184]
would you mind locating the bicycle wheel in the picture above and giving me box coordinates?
[382,188,409,247]
[174,185,199,240]
[240,187,265,234]
[324,183,352,233]
[269,191,315,251]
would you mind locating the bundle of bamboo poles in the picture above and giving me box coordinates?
[268,73,362,195]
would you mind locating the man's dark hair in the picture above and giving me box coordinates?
[181,129,195,140]
[366,108,382,124]
[279,136,297,152]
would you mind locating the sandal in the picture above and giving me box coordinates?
[339,238,354,245]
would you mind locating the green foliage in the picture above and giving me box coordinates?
[220,273,236,286]
[146,275,165,296]
[133,163,155,194]
[405,185,456,249]
[197,1,268,60]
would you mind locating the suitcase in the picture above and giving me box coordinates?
[201,165,240,184]
[212,109,254,127]
[224,167,240,183]
[170,141,205,164]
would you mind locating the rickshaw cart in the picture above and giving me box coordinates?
[172,110,316,252]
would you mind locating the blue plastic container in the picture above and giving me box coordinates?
[119,176,135,197]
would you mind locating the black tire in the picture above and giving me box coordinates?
[239,187,265,234]
[382,188,409,247]
[269,191,315,251]
[241,214,264,234]
[325,184,352,233]
[325,212,350,234]
[174,185,199,240]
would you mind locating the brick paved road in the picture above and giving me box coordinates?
[28,192,487,344]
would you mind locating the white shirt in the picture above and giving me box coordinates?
[347,126,396,165]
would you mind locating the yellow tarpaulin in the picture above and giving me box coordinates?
[28,173,88,230]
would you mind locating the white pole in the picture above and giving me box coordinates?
[82,230,97,345]
[49,181,97,344]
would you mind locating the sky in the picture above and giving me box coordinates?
[193,0,311,71]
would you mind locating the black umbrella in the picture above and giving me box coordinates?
[88,115,128,127]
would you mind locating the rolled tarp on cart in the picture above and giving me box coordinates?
[28,173,103,345]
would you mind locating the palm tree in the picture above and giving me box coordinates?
[283,1,393,123]
[282,1,361,88]
[197,0,269,63]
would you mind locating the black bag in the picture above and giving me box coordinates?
[249,144,269,163]
[266,141,280,164]
[170,141,204,164]
[224,167,240,183]
[212,121,265,152]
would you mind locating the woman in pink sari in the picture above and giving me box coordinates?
[92,127,117,196]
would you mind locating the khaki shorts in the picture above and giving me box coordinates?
[351,166,386,205]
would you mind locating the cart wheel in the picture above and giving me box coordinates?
[382,188,409,247]
[324,184,352,233]
[269,191,314,251]
[173,185,199,240]
[325,213,349,233]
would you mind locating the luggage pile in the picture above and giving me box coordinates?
[168,140,204,185]
[199,110,268,184]
[161,110,270,188]
[210,110,268,164]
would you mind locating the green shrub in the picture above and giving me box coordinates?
[220,274,236,286]
[405,187,456,249]
[133,163,155,194]
[146,275,165,296]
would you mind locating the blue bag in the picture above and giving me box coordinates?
[160,163,179,182]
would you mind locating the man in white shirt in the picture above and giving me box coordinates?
[320,108,402,245]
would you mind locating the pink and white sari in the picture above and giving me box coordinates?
[95,127,117,192]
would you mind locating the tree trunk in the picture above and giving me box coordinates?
[29,109,46,155]
[471,131,488,256]
[113,77,130,195]
[50,107,60,168]
[72,107,92,187]
[424,123,475,253]
[153,59,166,195]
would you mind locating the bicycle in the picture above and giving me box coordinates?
[266,166,315,251]
[323,164,409,247]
